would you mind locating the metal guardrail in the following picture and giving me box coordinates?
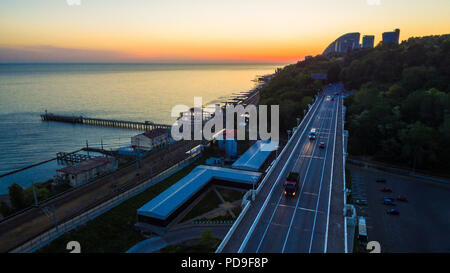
[10,152,202,253]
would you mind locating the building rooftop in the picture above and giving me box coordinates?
[57,157,115,175]
[137,165,261,221]
[142,128,168,139]
[231,140,277,171]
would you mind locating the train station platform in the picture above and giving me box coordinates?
[137,165,261,229]
[231,140,277,171]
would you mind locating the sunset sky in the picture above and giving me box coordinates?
[1,0,449,63]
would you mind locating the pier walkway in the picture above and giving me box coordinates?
[41,113,171,131]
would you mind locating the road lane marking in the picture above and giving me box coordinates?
[308,94,337,253]
[303,192,318,196]
[299,155,325,160]
[297,207,321,213]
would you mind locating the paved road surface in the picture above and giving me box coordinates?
[222,84,346,253]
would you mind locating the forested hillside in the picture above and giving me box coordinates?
[342,35,450,172]
[260,34,450,172]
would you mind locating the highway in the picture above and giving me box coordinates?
[220,84,346,253]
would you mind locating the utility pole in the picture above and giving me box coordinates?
[32,182,38,207]
[101,138,104,150]
[52,204,58,232]
[135,137,141,177]
[149,162,153,178]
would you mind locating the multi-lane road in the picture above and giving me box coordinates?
[221,84,346,253]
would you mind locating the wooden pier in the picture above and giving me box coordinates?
[41,113,171,131]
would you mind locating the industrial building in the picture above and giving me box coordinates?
[136,165,261,229]
[131,128,169,151]
[136,139,276,233]
[212,129,238,158]
[54,157,118,187]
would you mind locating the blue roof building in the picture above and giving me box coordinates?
[137,165,261,228]
[232,140,277,171]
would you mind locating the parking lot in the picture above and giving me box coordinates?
[349,165,450,253]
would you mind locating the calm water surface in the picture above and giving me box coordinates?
[0,63,280,192]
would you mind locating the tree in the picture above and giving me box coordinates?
[8,183,26,210]
[399,122,437,169]
[200,229,216,247]
[0,201,12,217]
[327,63,341,83]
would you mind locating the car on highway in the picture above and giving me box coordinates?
[309,128,317,140]
[284,172,299,197]
[383,197,396,206]
[319,142,326,149]
[386,208,400,215]
[380,187,392,192]
[397,195,408,202]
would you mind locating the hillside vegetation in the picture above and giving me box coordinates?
[260,34,450,173]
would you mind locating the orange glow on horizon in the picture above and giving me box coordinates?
[1,0,449,63]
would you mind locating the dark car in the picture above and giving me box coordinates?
[386,208,400,215]
[380,187,392,193]
[397,195,408,202]
[383,197,396,206]
[376,179,386,183]
[284,172,299,197]
[319,142,326,149]
[284,181,299,197]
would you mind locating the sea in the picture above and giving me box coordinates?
[0,63,281,193]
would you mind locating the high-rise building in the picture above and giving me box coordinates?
[382,29,400,44]
[362,35,375,48]
[323,32,361,55]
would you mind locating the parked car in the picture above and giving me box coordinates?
[383,197,396,206]
[376,179,386,183]
[380,187,392,192]
[386,208,400,215]
[355,199,368,206]
[319,142,326,149]
[397,195,408,202]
